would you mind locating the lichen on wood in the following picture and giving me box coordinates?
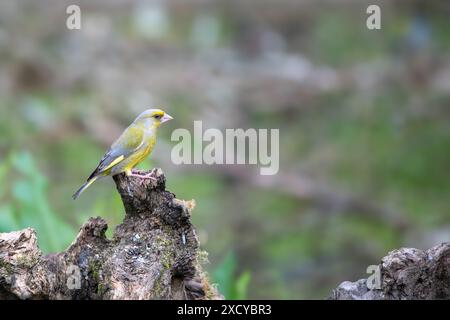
[330,242,450,300]
[0,168,221,300]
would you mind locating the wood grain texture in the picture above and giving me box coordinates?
[0,169,221,300]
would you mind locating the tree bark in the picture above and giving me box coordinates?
[1,168,448,300]
[330,242,450,300]
[0,169,221,300]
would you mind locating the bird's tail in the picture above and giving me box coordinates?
[72,176,98,200]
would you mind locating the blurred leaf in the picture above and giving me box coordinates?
[0,155,11,196]
[0,204,19,231]
[212,251,236,298]
[6,151,76,252]
[212,251,251,300]
[11,150,36,176]
[234,271,251,300]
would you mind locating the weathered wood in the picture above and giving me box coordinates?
[0,169,221,300]
[330,242,450,300]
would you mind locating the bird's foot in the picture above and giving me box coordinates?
[129,169,157,187]
[128,173,157,181]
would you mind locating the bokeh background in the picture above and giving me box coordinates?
[0,0,449,299]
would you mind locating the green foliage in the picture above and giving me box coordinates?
[0,151,76,253]
[212,251,251,300]
[0,3,449,299]
[310,10,389,66]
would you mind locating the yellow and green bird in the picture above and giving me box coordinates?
[72,108,173,199]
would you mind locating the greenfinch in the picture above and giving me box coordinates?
[72,108,173,199]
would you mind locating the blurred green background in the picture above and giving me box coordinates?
[0,0,449,299]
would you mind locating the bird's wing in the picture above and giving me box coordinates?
[87,125,145,179]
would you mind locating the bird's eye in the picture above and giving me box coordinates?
[154,114,161,119]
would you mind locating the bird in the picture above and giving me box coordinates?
[72,108,173,199]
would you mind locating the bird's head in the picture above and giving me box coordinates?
[134,108,173,128]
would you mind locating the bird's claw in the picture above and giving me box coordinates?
[129,169,158,187]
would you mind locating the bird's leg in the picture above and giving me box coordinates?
[128,172,157,181]
[126,169,157,188]
[130,173,157,181]
[129,169,157,181]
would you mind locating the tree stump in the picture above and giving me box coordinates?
[0,169,221,300]
[330,242,450,300]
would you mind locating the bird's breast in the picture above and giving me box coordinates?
[125,136,156,169]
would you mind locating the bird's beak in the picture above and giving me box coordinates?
[161,113,173,123]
